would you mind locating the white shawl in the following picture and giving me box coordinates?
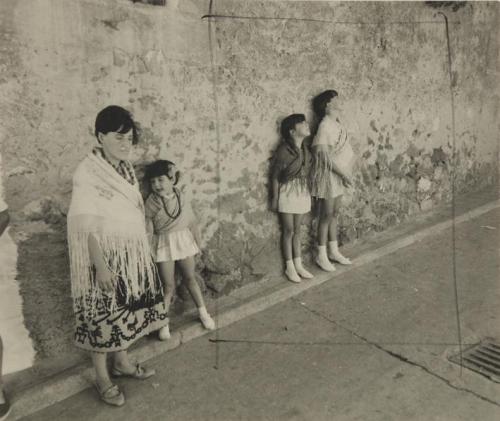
[67,152,157,315]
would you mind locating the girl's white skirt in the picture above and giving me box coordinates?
[155,228,199,263]
[278,183,311,214]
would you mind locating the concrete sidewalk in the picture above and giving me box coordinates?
[22,201,500,420]
[5,189,500,419]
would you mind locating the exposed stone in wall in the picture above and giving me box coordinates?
[0,0,498,365]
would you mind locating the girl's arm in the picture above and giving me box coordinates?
[88,233,116,292]
[314,144,352,187]
[270,175,279,212]
[0,209,10,237]
[328,159,352,187]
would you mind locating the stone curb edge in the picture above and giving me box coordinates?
[9,198,500,420]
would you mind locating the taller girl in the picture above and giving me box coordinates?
[311,90,354,271]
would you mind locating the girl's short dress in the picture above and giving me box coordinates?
[272,140,312,215]
[145,189,199,263]
[278,181,311,214]
[156,228,199,262]
[310,117,354,199]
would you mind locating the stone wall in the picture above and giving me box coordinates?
[0,0,498,364]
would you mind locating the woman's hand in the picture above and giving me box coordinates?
[95,264,116,293]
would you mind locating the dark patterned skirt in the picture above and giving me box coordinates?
[73,275,168,352]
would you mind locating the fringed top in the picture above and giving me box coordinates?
[67,152,158,317]
[270,139,312,192]
[310,117,355,198]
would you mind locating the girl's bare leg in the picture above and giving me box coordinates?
[157,261,176,312]
[178,257,215,329]
[327,195,351,264]
[156,260,175,340]
[0,336,5,403]
[292,214,313,278]
[316,199,336,271]
[280,213,301,282]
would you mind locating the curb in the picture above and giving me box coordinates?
[9,198,500,420]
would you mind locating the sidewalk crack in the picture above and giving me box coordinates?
[293,299,500,409]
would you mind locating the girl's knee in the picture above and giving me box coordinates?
[282,225,294,238]
[182,274,197,287]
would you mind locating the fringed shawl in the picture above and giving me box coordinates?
[67,152,158,316]
[310,117,354,192]
[271,140,311,191]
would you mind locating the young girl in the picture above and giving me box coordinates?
[144,160,215,340]
[270,113,314,283]
[310,90,354,271]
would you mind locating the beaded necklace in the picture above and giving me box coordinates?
[159,187,181,220]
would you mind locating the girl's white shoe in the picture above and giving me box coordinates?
[328,241,352,265]
[285,260,301,283]
[158,324,171,341]
[316,246,336,272]
[285,267,302,283]
[329,251,352,265]
[198,307,216,330]
[293,257,314,279]
[316,255,336,272]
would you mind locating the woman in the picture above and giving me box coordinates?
[67,105,168,406]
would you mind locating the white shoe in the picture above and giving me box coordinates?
[158,325,171,341]
[296,265,314,279]
[329,251,352,265]
[200,313,216,330]
[316,255,336,272]
[285,267,302,283]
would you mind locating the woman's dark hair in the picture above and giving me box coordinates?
[144,160,180,185]
[94,105,139,145]
[312,90,338,119]
[280,113,306,141]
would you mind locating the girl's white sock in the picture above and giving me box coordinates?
[198,306,215,330]
[316,245,336,272]
[328,240,352,265]
[293,257,314,279]
[285,260,301,283]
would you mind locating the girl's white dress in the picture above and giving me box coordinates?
[145,190,199,263]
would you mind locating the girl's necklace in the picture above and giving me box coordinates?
[160,188,181,220]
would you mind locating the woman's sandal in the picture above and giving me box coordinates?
[96,383,125,407]
[111,363,156,380]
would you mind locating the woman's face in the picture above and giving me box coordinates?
[99,129,134,161]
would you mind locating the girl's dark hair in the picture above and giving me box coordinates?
[94,105,139,145]
[312,90,338,119]
[144,160,180,185]
[280,113,306,141]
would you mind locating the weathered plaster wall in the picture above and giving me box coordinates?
[0,0,498,365]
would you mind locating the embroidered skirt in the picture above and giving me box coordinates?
[278,182,311,214]
[74,275,168,353]
[155,228,199,262]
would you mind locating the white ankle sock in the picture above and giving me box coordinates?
[293,257,313,279]
[328,240,351,264]
[316,246,336,272]
[198,306,208,318]
[285,260,301,283]
[328,240,339,253]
